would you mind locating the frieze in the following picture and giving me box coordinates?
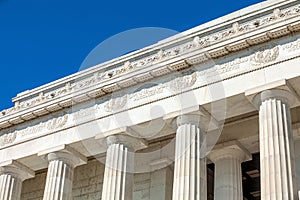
[73,74,99,91]
[169,73,197,92]
[198,56,249,81]
[1,39,300,147]
[0,132,16,147]
[0,114,68,147]
[46,114,68,130]
[128,73,197,101]
[73,106,98,122]
[1,107,17,116]
[282,39,300,52]
[129,84,167,101]
[44,84,71,100]
[251,46,279,65]
[18,95,43,110]
[221,57,249,70]
[104,95,128,112]
[1,3,300,117]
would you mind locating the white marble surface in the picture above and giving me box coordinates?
[101,135,136,200]
[253,89,298,200]
[172,115,207,200]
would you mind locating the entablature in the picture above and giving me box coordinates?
[0,0,300,130]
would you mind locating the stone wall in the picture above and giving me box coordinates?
[21,172,46,200]
[134,173,151,200]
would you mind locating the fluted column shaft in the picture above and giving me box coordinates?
[101,135,134,200]
[0,160,34,200]
[0,174,22,199]
[172,115,207,200]
[42,150,86,200]
[254,89,298,200]
[209,142,251,200]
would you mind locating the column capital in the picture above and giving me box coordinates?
[172,114,201,129]
[38,144,87,168]
[252,89,295,108]
[170,106,219,131]
[105,134,147,152]
[177,114,201,126]
[95,126,148,151]
[208,140,252,163]
[245,79,299,109]
[0,160,35,181]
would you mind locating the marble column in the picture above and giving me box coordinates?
[172,114,207,200]
[0,160,35,200]
[208,141,251,200]
[253,89,298,200]
[101,135,136,200]
[40,146,87,200]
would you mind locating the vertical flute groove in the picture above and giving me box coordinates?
[172,123,206,200]
[259,98,298,200]
[102,143,133,200]
[0,174,22,200]
[43,160,74,200]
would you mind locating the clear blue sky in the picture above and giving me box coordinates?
[0,0,263,110]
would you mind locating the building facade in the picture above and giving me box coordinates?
[1,0,300,199]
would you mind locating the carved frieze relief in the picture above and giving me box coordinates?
[104,95,128,112]
[169,73,197,92]
[0,132,16,147]
[73,105,98,122]
[282,39,300,52]
[44,85,71,100]
[1,4,300,117]
[129,73,197,102]
[0,114,68,147]
[129,84,167,101]
[197,56,250,83]
[251,46,280,65]
[2,38,300,147]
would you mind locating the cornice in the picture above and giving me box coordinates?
[0,0,300,128]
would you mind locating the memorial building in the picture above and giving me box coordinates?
[1,0,300,199]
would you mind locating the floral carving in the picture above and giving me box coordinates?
[0,113,69,147]
[1,4,300,117]
[46,114,68,130]
[251,46,279,65]
[0,132,16,147]
[169,73,197,92]
[104,95,128,112]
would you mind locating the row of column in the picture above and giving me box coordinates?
[0,89,298,200]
